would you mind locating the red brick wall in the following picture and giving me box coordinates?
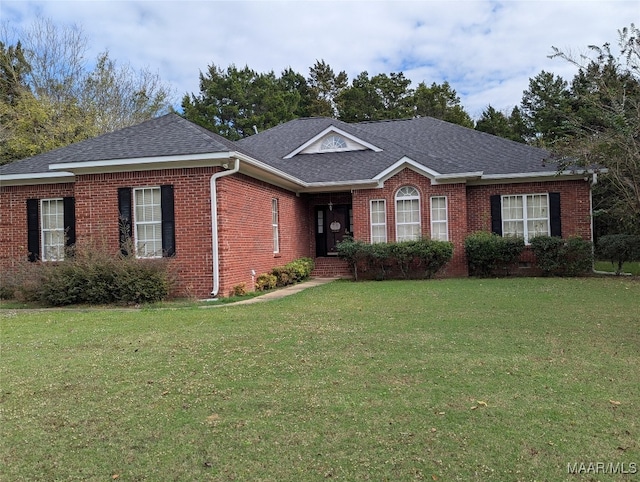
[1,170,593,297]
[0,183,75,270]
[351,168,469,276]
[74,167,217,298]
[348,172,592,277]
[216,173,311,297]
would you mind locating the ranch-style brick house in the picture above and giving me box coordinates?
[0,113,594,298]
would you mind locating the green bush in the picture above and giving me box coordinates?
[15,242,174,306]
[337,239,371,281]
[530,235,593,276]
[464,232,525,277]
[255,273,277,291]
[255,257,315,292]
[283,257,314,282]
[338,238,453,281]
[269,258,315,288]
[596,234,640,275]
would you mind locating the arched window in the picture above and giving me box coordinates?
[320,135,347,150]
[395,186,421,241]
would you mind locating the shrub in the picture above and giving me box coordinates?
[464,232,525,277]
[337,239,371,281]
[255,273,277,291]
[596,234,640,275]
[275,258,315,286]
[284,257,314,282]
[338,238,453,281]
[530,235,593,276]
[413,238,455,279]
[231,283,247,297]
[12,241,174,306]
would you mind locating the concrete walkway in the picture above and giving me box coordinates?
[209,277,340,306]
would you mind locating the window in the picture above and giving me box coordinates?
[395,186,421,241]
[134,187,163,258]
[272,198,279,254]
[27,197,75,262]
[370,200,387,243]
[502,194,549,243]
[430,196,448,241]
[320,135,347,150]
[41,199,65,261]
[118,186,175,258]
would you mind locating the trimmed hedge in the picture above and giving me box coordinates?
[464,231,525,277]
[337,238,453,281]
[596,234,640,275]
[529,235,593,276]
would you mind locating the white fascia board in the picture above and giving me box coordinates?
[374,156,441,183]
[49,152,234,172]
[468,169,595,185]
[0,171,75,186]
[234,152,306,189]
[283,125,382,159]
[301,179,380,193]
[433,171,483,184]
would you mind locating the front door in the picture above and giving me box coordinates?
[315,204,351,256]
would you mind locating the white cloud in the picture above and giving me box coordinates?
[2,0,637,119]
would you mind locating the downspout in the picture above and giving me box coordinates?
[210,157,240,297]
[590,172,598,273]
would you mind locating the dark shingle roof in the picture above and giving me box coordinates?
[237,116,553,183]
[0,113,237,176]
[2,114,555,185]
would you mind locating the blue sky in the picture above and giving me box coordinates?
[1,0,637,119]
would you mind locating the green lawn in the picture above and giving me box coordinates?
[1,278,639,481]
[595,260,640,276]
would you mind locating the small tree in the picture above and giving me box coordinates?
[597,234,640,274]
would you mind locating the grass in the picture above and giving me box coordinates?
[595,260,640,276]
[1,277,639,481]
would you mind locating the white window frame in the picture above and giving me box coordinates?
[40,198,65,261]
[370,199,387,243]
[133,187,163,258]
[395,186,421,242]
[430,196,448,241]
[272,198,279,254]
[502,193,550,243]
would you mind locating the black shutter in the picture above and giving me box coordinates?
[27,199,40,262]
[63,197,76,249]
[549,192,562,237]
[118,188,133,255]
[161,185,176,257]
[490,195,502,235]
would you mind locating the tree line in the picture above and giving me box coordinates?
[1,19,638,234]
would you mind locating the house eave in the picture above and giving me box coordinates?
[48,152,236,175]
[468,170,594,185]
[300,180,381,193]
[0,171,75,187]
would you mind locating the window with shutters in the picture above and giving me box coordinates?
[134,187,163,258]
[370,200,387,243]
[502,194,549,243]
[41,198,65,261]
[395,186,421,241]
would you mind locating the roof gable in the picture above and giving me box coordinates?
[283,125,382,159]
